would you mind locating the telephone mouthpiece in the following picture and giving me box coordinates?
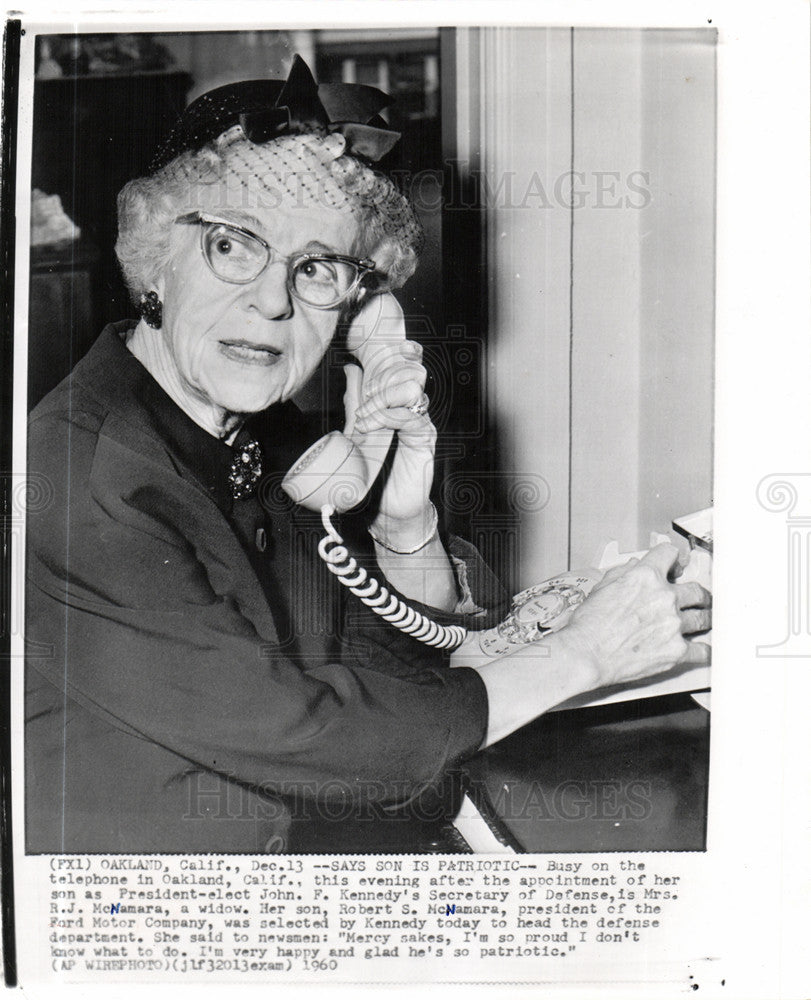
[281,431,369,513]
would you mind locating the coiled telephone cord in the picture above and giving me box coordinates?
[318,505,467,650]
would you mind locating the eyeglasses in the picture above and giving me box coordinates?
[174,212,378,310]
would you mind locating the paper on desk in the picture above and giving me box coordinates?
[550,533,711,712]
[452,794,517,854]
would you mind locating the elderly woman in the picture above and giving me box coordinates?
[25,58,709,854]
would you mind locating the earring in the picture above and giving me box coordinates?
[138,290,163,329]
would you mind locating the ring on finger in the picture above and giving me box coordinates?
[407,393,430,417]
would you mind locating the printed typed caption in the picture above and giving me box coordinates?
[43,854,691,981]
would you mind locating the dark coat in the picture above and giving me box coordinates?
[25,323,495,854]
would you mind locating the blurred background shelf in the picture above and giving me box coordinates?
[31,69,193,348]
[28,240,100,408]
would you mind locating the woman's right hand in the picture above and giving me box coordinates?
[562,543,711,690]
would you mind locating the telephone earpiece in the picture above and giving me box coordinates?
[281,292,407,513]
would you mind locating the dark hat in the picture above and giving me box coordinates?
[149,54,401,174]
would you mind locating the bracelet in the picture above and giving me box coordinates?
[369,503,439,555]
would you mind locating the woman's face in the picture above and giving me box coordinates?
[153,159,361,419]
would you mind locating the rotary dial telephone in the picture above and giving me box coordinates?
[279,293,605,654]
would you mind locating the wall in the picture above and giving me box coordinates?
[453,27,715,583]
[159,31,299,99]
[570,28,715,568]
[570,29,643,568]
[636,30,716,548]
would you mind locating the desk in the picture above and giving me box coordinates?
[461,693,709,852]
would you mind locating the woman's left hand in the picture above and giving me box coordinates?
[345,339,437,545]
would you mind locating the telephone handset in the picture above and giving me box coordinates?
[281,292,408,513]
[280,298,708,668]
[280,294,604,652]
[282,292,468,649]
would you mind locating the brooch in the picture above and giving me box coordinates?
[229,438,263,500]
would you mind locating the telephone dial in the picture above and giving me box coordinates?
[450,571,602,665]
[279,292,603,656]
